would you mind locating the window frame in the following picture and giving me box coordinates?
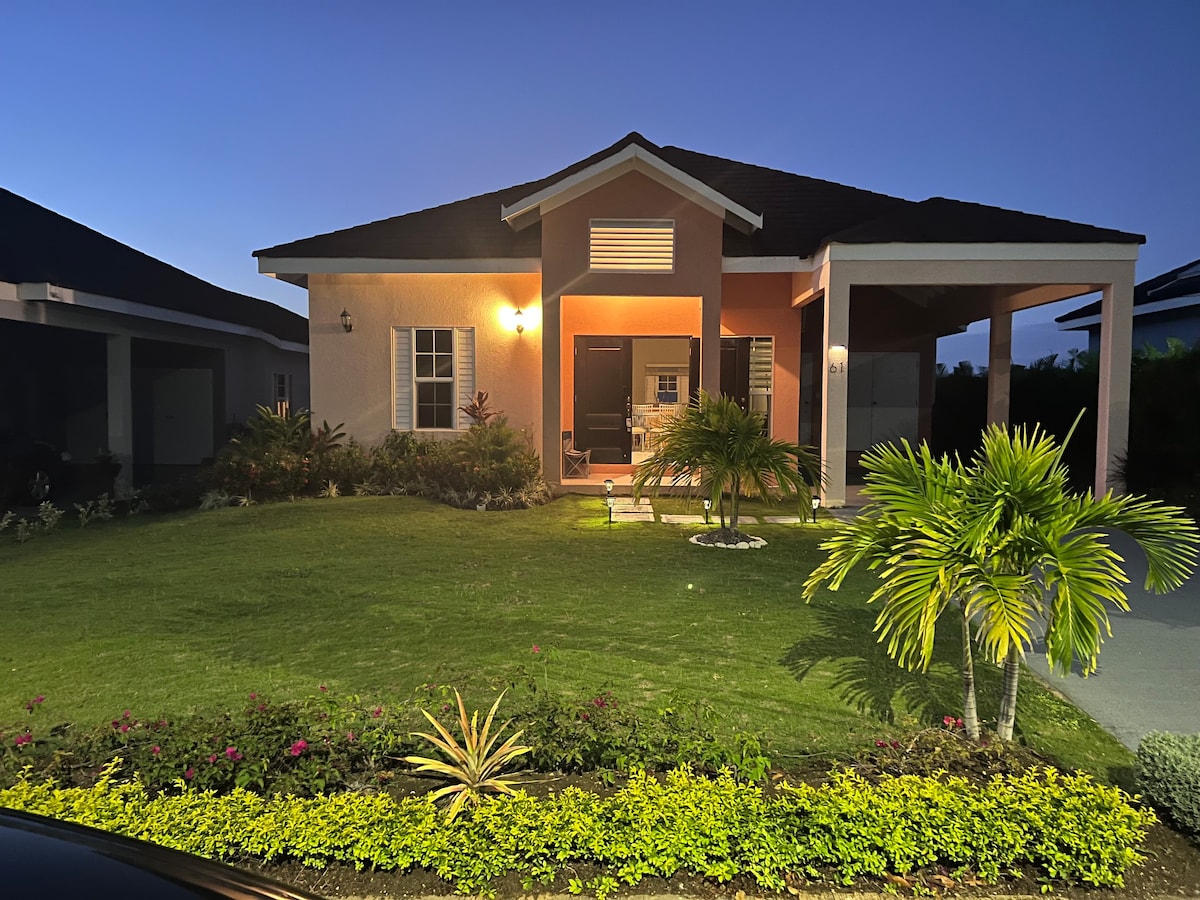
[412,327,458,431]
[588,218,675,273]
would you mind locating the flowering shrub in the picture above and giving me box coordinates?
[853,723,1053,782]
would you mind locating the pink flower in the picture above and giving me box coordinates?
[208,754,218,763]
[34,695,45,704]
[289,740,308,757]
[249,692,257,700]
[184,767,195,780]
[123,710,131,719]
[119,724,130,733]
[955,718,964,729]
[875,740,888,747]
[257,704,267,712]
[531,644,541,653]
[371,706,382,718]
[319,685,328,692]
[943,715,956,727]
[225,746,242,761]
[14,732,32,746]
[890,741,901,750]
[346,731,356,742]
[111,720,120,729]
[151,745,161,755]
[580,712,590,721]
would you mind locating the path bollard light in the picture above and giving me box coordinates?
[702,497,711,525]
[811,495,821,523]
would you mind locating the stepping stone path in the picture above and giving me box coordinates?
[610,497,655,522]
[763,515,806,524]
[659,514,705,524]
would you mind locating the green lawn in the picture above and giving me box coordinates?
[0,495,1132,779]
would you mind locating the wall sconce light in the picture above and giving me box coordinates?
[702,497,712,525]
[606,494,615,524]
[827,344,847,374]
[340,309,353,333]
[514,308,525,334]
[810,494,822,523]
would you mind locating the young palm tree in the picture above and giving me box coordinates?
[633,391,821,539]
[804,422,1198,742]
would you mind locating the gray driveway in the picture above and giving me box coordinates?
[1024,530,1200,750]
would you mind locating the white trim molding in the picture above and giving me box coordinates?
[258,257,542,276]
[500,143,763,234]
[826,242,1141,263]
[1058,292,1200,331]
[723,256,814,273]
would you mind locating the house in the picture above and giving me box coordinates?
[254,133,1141,506]
[1056,257,1200,354]
[0,188,309,495]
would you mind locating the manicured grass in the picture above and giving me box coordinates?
[0,495,1131,779]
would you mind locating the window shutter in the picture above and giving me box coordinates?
[394,327,413,429]
[456,327,475,430]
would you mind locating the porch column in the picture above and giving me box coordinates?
[820,272,850,507]
[1095,272,1134,494]
[106,333,134,498]
[700,292,721,397]
[541,293,562,487]
[986,308,1012,425]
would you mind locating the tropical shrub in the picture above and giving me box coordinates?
[634,391,821,540]
[0,766,1156,894]
[1136,731,1200,836]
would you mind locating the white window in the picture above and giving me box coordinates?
[589,219,674,272]
[273,373,291,416]
[393,327,475,430]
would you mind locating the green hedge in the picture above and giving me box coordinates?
[0,764,1154,895]
[1136,731,1200,836]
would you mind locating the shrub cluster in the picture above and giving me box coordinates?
[204,405,549,509]
[0,766,1155,895]
[0,688,768,796]
[1136,731,1200,836]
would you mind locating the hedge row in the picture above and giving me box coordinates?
[0,764,1155,895]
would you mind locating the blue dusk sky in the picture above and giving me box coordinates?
[3,0,1197,365]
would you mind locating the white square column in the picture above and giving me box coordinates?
[106,334,134,498]
[820,273,850,507]
[1095,273,1134,494]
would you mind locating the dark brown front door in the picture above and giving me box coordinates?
[574,336,632,464]
[721,337,751,410]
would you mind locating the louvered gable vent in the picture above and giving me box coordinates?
[589,219,674,272]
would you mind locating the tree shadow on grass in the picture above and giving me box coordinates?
[780,603,963,725]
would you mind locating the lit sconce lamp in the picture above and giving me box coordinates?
[827,344,847,374]
[514,308,525,334]
[339,309,353,333]
[702,497,712,525]
[604,478,614,496]
[810,495,822,523]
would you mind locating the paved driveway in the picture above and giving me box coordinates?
[1024,530,1200,750]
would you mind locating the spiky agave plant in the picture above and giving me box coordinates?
[404,689,531,819]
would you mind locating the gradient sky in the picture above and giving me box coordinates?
[4,0,1197,364]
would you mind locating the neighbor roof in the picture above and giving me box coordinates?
[2,189,307,344]
[254,132,1145,263]
[1057,257,1200,324]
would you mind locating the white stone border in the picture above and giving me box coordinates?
[689,534,768,550]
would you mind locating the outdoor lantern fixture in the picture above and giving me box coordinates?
[514,308,525,334]
[603,478,614,496]
[339,309,353,333]
[702,497,711,525]
[606,494,615,524]
[810,495,821,523]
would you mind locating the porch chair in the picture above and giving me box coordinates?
[562,430,591,478]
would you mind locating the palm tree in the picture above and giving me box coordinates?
[633,391,821,539]
[802,440,987,738]
[804,423,1198,742]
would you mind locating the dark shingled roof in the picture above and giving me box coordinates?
[2,188,307,345]
[1057,257,1200,324]
[254,133,1145,263]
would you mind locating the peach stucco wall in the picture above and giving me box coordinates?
[721,273,803,443]
[308,272,543,452]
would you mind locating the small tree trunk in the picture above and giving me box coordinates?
[996,644,1022,741]
[959,608,981,740]
[729,476,740,532]
[718,492,727,529]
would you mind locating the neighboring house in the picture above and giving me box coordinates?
[1057,257,1200,354]
[254,132,1141,506]
[0,188,309,494]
